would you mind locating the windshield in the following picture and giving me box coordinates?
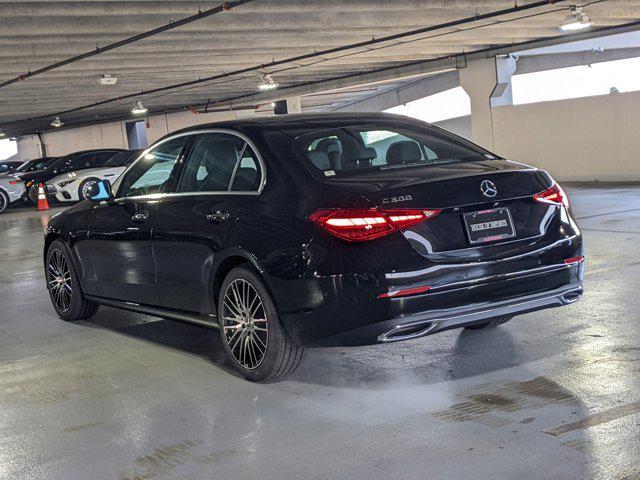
[46,153,75,172]
[15,161,32,172]
[15,157,53,173]
[295,125,496,177]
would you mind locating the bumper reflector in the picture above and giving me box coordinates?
[564,256,585,265]
[379,285,431,299]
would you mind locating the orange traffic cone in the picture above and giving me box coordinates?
[37,183,50,211]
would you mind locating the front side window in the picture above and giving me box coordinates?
[178,132,262,193]
[298,125,493,177]
[118,136,189,198]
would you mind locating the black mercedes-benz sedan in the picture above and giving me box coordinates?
[43,113,584,381]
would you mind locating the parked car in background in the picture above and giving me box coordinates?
[0,175,26,213]
[43,113,584,382]
[47,149,142,202]
[0,160,23,174]
[16,149,125,203]
[6,157,58,176]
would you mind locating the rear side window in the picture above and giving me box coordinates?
[298,125,493,177]
[178,132,262,193]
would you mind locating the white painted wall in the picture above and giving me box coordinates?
[16,109,255,161]
[16,89,640,182]
[491,90,640,181]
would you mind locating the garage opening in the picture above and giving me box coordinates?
[125,120,148,150]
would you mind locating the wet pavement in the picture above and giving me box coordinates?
[0,186,639,479]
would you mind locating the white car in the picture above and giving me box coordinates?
[0,175,26,213]
[47,150,142,202]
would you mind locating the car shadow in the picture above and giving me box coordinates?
[81,305,546,389]
[80,306,236,373]
[290,326,531,388]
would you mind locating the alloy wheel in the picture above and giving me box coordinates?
[81,181,96,200]
[0,192,7,213]
[221,278,268,370]
[48,249,72,312]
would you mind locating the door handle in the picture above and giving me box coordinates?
[131,211,150,223]
[205,210,230,223]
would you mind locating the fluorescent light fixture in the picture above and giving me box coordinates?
[560,6,592,31]
[51,116,64,128]
[99,74,118,86]
[131,100,148,115]
[258,73,278,91]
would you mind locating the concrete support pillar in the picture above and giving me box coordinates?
[459,56,515,151]
[16,135,42,161]
[459,58,498,150]
[491,56,517,107]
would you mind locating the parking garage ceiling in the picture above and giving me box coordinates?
[1,0,640,137]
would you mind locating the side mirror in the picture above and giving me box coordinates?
[87,179,114,203]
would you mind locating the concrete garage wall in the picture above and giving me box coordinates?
[16,109,256,160]
[491,91,640,182]
[433,115,472,141]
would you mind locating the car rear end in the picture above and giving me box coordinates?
[266,117,583,346]
[0,176,26,211]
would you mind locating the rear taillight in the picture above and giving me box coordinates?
[309,208,441,242]
[564,256,584,265]
[8,180,19,185]
[379,285,431,299]
[534,183,570,208]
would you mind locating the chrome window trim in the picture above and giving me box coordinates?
[111,128,266,200]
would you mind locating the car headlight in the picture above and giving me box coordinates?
[58,179,77,188]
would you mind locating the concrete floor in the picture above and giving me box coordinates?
[1,186,639,480]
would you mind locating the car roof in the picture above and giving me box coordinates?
[61,148,126,156]
[166,112,425,138]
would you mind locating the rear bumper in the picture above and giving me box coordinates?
[376,282,582,343]
[5,186,25,203]
[279,259,584,346]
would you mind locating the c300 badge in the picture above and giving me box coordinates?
[382,195,412,204]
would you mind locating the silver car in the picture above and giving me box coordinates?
[0,176,26,213]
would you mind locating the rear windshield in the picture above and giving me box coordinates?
[295,124,496,177]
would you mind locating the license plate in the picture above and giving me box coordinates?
[463,208,516,244]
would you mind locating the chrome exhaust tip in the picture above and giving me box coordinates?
[378,321,438,343]
[561,288,583,304]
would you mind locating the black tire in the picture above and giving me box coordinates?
[0,190,9,214]
[46,240,99,321]
[217,266,303,382]
[78,178,100,201]
[28,185,39,204]
[464,315,513,330]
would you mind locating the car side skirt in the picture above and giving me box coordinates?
[85,295,219,329]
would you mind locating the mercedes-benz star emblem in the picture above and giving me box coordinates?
[480,180,498,198]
